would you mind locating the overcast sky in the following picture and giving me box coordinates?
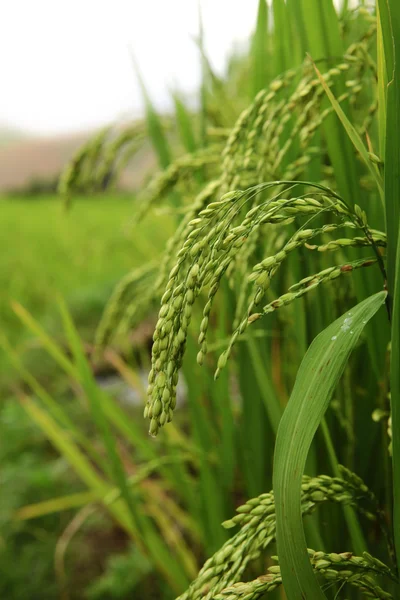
[0,0,259,136]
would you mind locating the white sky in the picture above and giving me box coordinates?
[0,0,259,136]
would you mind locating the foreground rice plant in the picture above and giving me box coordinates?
[11,1,399,598]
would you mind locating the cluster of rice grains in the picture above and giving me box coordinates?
[145,177,385,435]
[219,20,377,194]
[58,122,147,205]
[176,469,394,600]
[143,26,383,435]
[55,11,393,599]
[213,551,394,600]
[85,23,380,370]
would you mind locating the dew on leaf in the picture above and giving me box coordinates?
[341,316,353,332]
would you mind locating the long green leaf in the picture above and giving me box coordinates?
[272,0,288,77]
[172,93,198,153]
[130,53,172,169]
[273,291,387,599]
[382,0,400,577]
[391,227,400,576]
[377,0,400,575]
[296,0,361,207]
[377,3,388,158]
[251,0,269,97]
[383,0,400,301]
[312,59,384,203]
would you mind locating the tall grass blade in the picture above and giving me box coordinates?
[312,58,384,203]
[172,93,198,153]
[247,338,282,434]
[251,0,269,98]
[391,230,400,576]
[273,291,386,599]
[377,3,388,158]
[297,0,361,207]
[130,53,172,169]
[272,0,288,76]
[379,0,400,577]
[198,2,207,148]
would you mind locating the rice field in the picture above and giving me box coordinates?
[2,1,400,599]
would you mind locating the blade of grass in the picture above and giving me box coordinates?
[273,291,386,599]
[286,0,308,58]
[212,287,236,499]
[15,491,97,520]
[183,338,229,553]
[272,0,288,76]
[298,1,388,391]
[300,0,342,59]
[15,454,196,520]
[311,57,384,203]
[377,3,388,158]
[379,0,400,577]
[247,337,282,434]
[237,338,270,497]
[251,0,269,98]
[391,228,400,576]
[297,0,363,207]
[198,1,207,148]
[381,0,400,302]
[172,92,198,153]
[130,53,171,170]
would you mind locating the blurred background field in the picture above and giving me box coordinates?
[0,194,165,598]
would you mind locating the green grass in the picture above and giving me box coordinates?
[0,194,171,345]
[2,3,400,599]
[0,193,177,600]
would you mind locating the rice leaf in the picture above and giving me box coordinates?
[172,93,198,153]
[273,291,387,599]
[251,0,269,97]
[377,3,388,157]
[391,228,400,577]
[311,58,384,203]
[272,0,288,76]
[379,0,400,577]
[131,53,172,169]
[198,2,207,148]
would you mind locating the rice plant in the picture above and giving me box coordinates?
[10,1,400,598]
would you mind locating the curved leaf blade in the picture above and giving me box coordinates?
[311,58,384,204]
[273,291,387,599]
